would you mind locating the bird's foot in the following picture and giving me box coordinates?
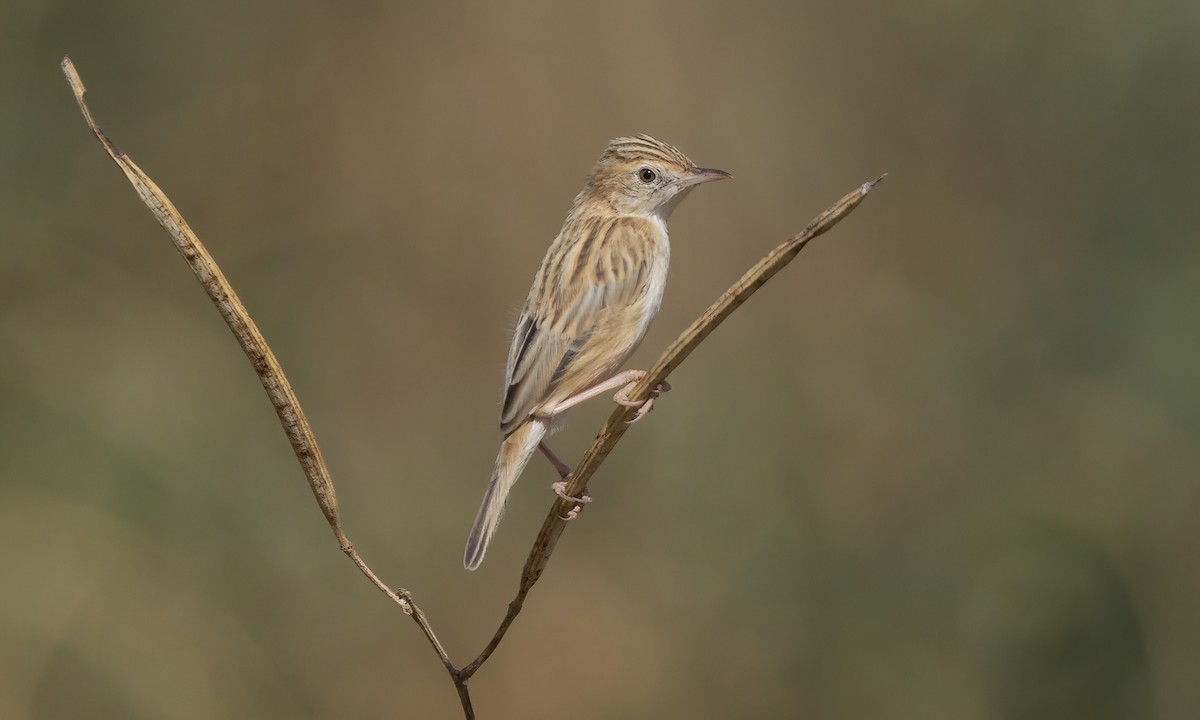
[552,480,591,520]
[614,378,672,424]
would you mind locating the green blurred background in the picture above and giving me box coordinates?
[3,0,1198,717]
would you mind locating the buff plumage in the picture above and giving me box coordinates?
[464,135,729,570]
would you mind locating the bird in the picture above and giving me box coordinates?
[463,134,730,570]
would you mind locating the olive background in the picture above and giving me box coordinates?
[2,1,1197,718]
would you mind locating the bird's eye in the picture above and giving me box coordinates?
[638,168,657,183]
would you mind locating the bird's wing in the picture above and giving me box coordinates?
[499,216,657,435]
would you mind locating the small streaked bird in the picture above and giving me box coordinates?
[463,134,729,570]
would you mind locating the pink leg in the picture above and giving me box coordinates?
[543,369,649,416]
[540,442,591,520]
[538,441,573,480]
[542,370,673,425]
[536,371,673,519]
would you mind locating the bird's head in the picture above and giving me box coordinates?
[581,134,730,220]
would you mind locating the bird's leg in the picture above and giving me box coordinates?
[538,441,574,480]
[538,371,671,518]
[540,441,591,520]
[543,369,649,415]
[543,370,672,422]
[614,379,672,424]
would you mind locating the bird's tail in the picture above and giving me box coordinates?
[463,419,548,570]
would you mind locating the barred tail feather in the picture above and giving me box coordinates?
[463,420,548,570]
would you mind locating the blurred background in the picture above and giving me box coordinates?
[2,0,1197,717]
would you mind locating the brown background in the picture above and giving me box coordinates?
[3,1,1197,717]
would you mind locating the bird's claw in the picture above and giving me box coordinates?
[614,379,672,423]
[552,480,591,520]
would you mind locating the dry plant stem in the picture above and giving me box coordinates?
[59,56,473,715]
[462,173,886,676]
[63,53,882,719]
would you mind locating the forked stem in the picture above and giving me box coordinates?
[63,53,882,720]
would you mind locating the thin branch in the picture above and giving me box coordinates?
[60,56,473,717]
[63,53,883,719]
[463,173,885,676]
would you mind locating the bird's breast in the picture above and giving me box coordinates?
[639,217,671,322]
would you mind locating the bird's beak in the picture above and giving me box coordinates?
[685,166,732,186]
